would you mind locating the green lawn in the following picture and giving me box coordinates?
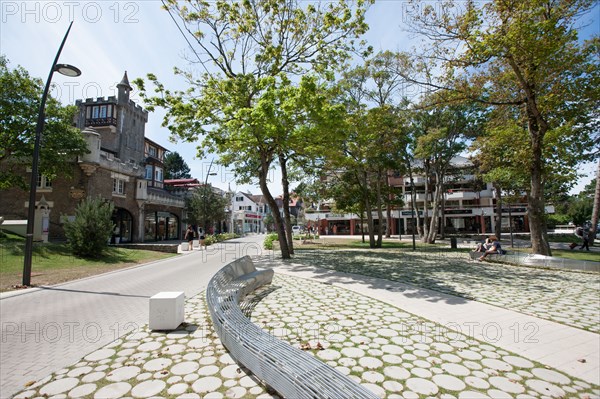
[0,232,175,292]
[299,236,599,262]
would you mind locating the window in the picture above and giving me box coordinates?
[37,174,52,189]
[155,167,163,182]
[90,104,111,119]
[236,196,244,202]
[113,178,125,195]
[148,146,157,157]
[145,165,153,180]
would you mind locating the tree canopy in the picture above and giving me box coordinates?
[402,0,599,255]
[0,56,88,189]
[164,151,191,180]
[136,0,372,258]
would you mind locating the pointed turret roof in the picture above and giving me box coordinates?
[117,71,132,90]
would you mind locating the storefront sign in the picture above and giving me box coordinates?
[445,209,473,215]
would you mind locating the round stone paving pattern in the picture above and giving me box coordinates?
[11,273,600,399]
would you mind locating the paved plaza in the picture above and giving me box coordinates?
[10,250,600,399]
[291,249,600,333]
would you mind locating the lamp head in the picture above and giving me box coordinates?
[54,64,81,77]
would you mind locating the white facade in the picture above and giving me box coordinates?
[231,192,269,233]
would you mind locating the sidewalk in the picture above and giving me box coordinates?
[9,252,599,398]
[265,260,599,385]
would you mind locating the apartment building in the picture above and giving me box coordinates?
[305,156,553,236]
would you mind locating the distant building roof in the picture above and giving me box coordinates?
[164,178,200,188]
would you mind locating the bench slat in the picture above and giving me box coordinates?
[207,256,378,399]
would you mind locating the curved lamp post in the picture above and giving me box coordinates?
[202,159,217,234]
[23,21,81,286]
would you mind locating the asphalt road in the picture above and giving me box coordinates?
[0,235,266,398]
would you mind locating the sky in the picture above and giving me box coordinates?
[1,0,598,196]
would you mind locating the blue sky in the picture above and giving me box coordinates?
[1,1,598,195]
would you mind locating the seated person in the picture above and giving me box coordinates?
[475,238,492,252]
[478,236,503,260]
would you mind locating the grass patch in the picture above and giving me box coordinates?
[295,237,467,254]
[0,232,175,292]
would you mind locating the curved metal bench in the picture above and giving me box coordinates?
[206,255,378,399]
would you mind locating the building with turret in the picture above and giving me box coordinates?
[0,72,185,243]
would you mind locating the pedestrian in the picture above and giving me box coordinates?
[199,227,207,250]
[579,227,590,251]
[185,225,194,250]
[478,235,504,261]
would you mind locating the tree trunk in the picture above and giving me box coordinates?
[259,155,290,259]
[385,173,392,238]
[426,171,443,244]
[361,171,376,248]
[279,153,294,255]
[408,174,422,238]
[589,159,600,245]
[527,112,551,255]
[440,188,446,240]
[361,212,366,243]
[421,163,431,243]
[493,184,502,240]
[376,169,384,247]
[507,55,551,256]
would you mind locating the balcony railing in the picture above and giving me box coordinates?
[85,117,117,127]
[147,191,185,208]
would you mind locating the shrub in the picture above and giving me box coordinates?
[204,235,218,246]
[63,197,114,258]
[201,233,239,247]
[263,233,278,250]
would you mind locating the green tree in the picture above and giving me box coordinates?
[327,58,411,248]
[186,185,229,233]
[403,0,599,255]
[409,100,483,243]
[0,56,88,189]
[135,0,371,259]
[63,197,114,258]
[164,151,191,180]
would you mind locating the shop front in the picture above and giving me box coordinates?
[112,208,133,244]
[144,211,180,241]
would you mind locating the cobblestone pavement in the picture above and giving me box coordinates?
[13,274,600,399]
[288,249,600,333]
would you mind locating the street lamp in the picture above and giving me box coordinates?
[202,159,217,234]
[23,21,80,286]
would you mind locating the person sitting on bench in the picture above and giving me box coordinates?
[478,235,504,261]
[475,238,492,252]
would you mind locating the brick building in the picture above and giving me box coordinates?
[0,72,185,243]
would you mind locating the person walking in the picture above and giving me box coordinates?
[579,228,590,251]
[185,225,194,250]
[198,228,207,250]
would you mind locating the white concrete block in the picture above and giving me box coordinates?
[149,291,185,330]
[180,242,189,251]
